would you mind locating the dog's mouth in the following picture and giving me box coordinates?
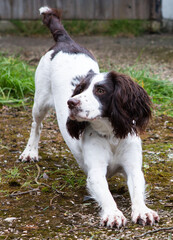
[69,109,101,122]
[68,108,82,121]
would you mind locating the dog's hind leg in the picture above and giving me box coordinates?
[18,54,53,163]
[18,99,51,162]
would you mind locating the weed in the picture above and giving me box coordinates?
[5,167,20,179]
[21,181,33,188]
[0,55,35,105]
[51,167,86,191]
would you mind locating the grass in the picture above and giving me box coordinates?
[0,55,172,116]
[5,167,20,179]
[10,20,49,36]
[63,19,148,36]
[0,55,35,105]
[7,19,148,37]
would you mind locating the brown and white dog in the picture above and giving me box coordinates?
[19,6,159,228]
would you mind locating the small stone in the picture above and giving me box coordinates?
[43,172,49,180]
[4,217,17,222]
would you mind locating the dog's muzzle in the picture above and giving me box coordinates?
[67,98,80,110]
[67,98,81,120]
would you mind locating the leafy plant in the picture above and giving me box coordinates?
[5,167,20,179]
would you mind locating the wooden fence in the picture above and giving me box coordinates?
[0,0,161,20]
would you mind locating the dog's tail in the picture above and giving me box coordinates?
[39,6,64,42]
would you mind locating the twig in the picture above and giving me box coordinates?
[9,188,39,197]
[50,195,59,206]
[134,226,173,238]
[35,163,41,185]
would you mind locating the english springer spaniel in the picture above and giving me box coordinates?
[19,6,159,228]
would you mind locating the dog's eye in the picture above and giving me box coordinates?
[77,86,83,94]
[95,87,105,95]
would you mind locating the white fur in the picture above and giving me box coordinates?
[39,6,51,15]
[19,49,159,228]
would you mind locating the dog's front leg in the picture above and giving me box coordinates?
[87,169,127,228]
[122,139,159,226]
[126,168,159,226]
[82,130,127,228]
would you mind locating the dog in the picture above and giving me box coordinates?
[19,6,159,228]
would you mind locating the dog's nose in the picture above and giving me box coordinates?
[67,98,80,109]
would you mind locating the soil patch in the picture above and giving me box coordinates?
[0,107,172,239]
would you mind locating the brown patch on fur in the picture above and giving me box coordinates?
[66,118,88,140]
[40,7,96,61]
[107,71,152,138]
[72,70,95,97]
[41,8,62,26]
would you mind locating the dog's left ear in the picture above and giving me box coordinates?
[107,71,152,138]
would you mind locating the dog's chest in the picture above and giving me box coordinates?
[105,137,126,176]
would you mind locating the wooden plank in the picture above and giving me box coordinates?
[94,0,114,20]
[112,0,150,20]
[135,0,151,19]
[60,0,76,19]
[0,0,11,19]
[0,0,154,20]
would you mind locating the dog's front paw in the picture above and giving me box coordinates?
[101,209,127,228]
[132,206,159,226]
[18,149,38,163]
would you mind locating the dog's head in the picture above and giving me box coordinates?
[66,70,152,139]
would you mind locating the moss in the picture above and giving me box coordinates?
[41,186,51,193]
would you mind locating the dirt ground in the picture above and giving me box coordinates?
[0,34,173,239]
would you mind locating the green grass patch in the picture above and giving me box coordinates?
[10,20,49,36]
[6,19,148,37]
[63,19,148,36]
[0,55,172,116]
[0,55,35,105]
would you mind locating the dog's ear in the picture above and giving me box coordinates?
[107,71,152,138]
[66,118,88,139]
